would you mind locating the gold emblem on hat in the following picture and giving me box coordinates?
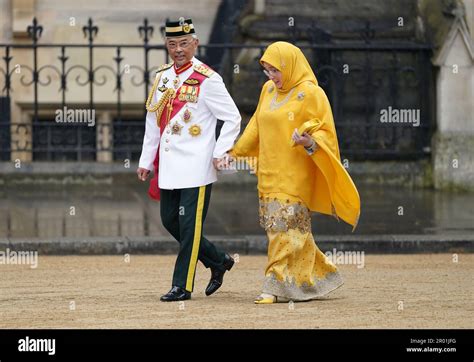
[182,108,192,123]
[188,124,201,137]
[183,24,191,33]
[171,122,183,135]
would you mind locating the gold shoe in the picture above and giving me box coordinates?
[254,294,292,304]
[254,295,276,304]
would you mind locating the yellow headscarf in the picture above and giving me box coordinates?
[260,41,317,93]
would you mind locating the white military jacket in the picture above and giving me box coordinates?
[139,57,241,190]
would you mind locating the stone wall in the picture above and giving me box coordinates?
[429,0,474,191]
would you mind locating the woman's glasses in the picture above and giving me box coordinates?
[263,68,279,78]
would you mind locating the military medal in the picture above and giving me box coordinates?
[173,77,180,89]
[188,124,201,137]
[178,85,199,103]
[171,122,183,135]
[182,108,192,123]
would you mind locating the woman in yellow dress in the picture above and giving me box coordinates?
[230,41,361,304]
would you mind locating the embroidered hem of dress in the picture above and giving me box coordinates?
[259,197,311,234]
[262,271,344,301]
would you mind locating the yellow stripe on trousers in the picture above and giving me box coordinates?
[186,185,206,291]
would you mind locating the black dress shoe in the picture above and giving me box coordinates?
[205,254,234,296]
[160,286,191,302]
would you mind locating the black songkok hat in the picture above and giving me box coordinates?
[165,17,196,37]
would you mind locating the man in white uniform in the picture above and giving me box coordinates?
[137,18,241,302]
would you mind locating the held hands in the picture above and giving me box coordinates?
[213,154,232,171]
[136,167,151,181]
[138,155,232,180]
[292,129,313,148]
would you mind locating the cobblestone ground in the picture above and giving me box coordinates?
[0,254,472,328]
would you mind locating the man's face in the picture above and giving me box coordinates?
[166,35,199,67]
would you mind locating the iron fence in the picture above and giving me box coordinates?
[0,18,434,162]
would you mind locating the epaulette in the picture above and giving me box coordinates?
[193,63,215,78]
[156,62,173,74]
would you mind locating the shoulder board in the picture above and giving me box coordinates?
[193,64,215,78]
[156,62,173,74]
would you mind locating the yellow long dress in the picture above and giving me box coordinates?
[231,42,361,301]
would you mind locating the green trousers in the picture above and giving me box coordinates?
[160,183,226,292]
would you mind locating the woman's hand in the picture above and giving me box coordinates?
[292,129,313,148]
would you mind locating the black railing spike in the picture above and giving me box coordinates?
[2,46,12,94]
[138,18,154,44]
[2,45,12,64]
[58,46,68,99]
[27,17,43,43]
[114,47,124,92]
[82,18,99,43]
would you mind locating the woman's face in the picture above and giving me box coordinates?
[262,61,282,88]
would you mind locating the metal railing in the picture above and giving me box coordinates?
[0,18,434,162]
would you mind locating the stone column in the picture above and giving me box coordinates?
[432,13,474,190]
[465,0,473,40]
[96,111,113,162]
[10,104,32,162]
